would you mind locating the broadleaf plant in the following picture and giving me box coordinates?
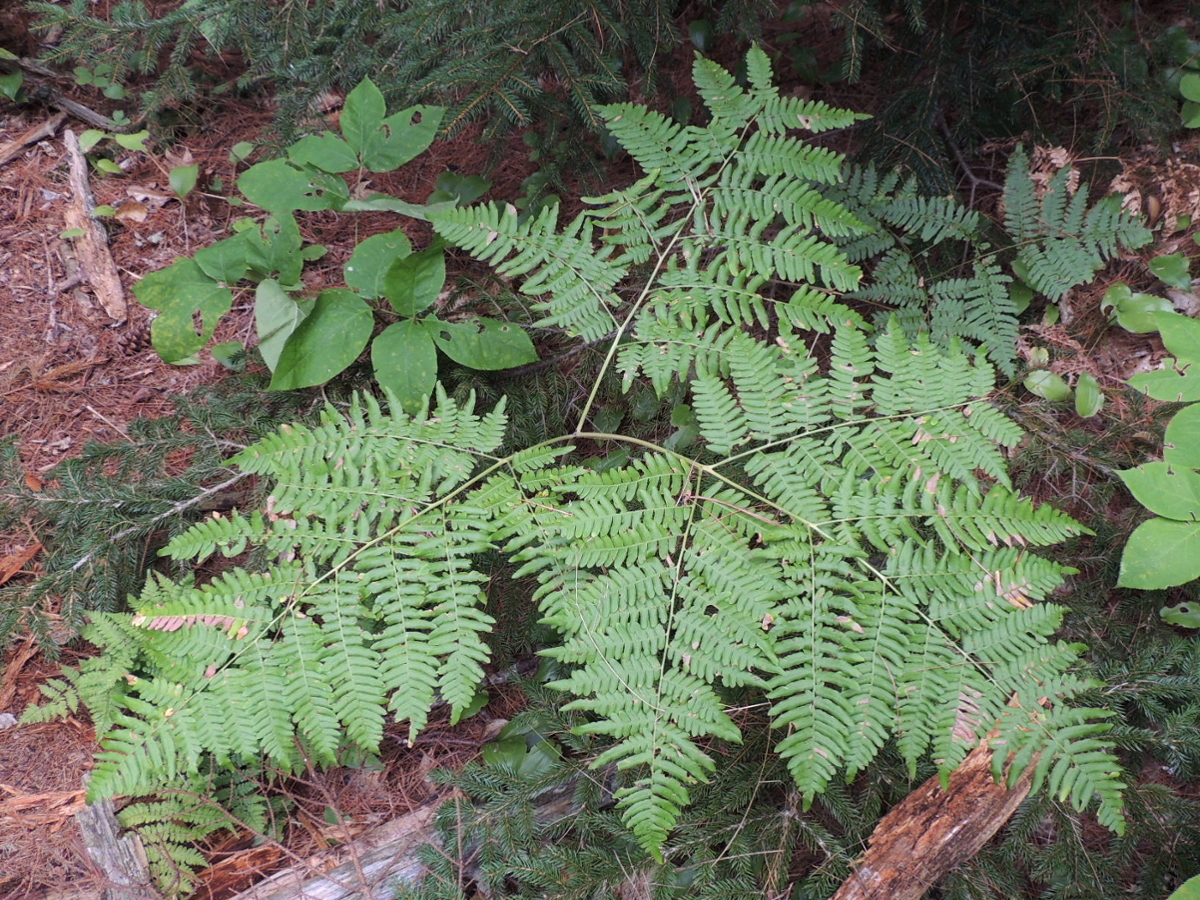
[67,49,1126,861]
[1119,311,1200,590]
[133,77,535,410]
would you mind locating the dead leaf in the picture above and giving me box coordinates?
[113,200,148,224]
[0,542,41,586]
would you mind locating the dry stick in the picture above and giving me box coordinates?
[0,110,67,167]
[69,471,253,573]
[828,740,1034,900]
[62,129,127,323]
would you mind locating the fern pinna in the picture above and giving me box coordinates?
[81,48,1124,860]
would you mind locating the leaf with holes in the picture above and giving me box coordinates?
[135,258,232,364]
[426,317,537,370]
[238,159,349,213]
[340,78,443,173]
[1119,462,1200,521]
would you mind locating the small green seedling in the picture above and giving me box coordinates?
[74,62,127,99]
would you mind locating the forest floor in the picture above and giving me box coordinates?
[0,5,1197,899]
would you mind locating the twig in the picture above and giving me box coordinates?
[935,109,1001,207]
[85,404,133,441]
[70,471,253,573]
[0,110,67,167]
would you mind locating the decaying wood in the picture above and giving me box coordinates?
[221,787,580,900]
[62,129,127,323]
[830,742,1034,900]
[76,798,161,900]
[0,110,66,166]
[0,786,86,823]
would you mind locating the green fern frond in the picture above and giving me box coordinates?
[1004,146,1152,300]
[70,47,1127,865]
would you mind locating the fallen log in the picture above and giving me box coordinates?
[218,786,578,900]
[62,129,127,323]
[830,741,1034,900]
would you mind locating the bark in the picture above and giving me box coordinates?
[830,742,1033,900]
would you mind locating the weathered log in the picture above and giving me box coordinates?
[830,742,1034,900]
[219,787,579,900]
[75,798,160,900]
[62,129,127,323]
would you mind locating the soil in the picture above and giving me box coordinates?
[0,5,1193,899]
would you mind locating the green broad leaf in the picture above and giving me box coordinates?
[1023,369,1072,401]
[1009,281,1034,314]
[340,78,387,159]
[238,159,349,212]
[1119,517,1200,589]
[230,141,255,164]
[302,244,327,261]
[1184,101,1200,129]
[1150,252,1192,289]
[371,320,438,415]
[427,171,491,206]
[1156,310,1200,363]
[60,227,86,239]
[1118,461,1200,520]
[168,164,199,199]
[1182,72,1200,102]
[135,257,222,312]
[243,214,304,285]
[340,79,444,172]
[93,158,121,175]
[425,317,537,370]
[113,130,150,152]
[1161,603,1200,629]
[0,68,22,101]
[0,48,18,60]
[1130,360,1200,402]
[1102,283,1175,333]
[93,205,116,217]
[517,740,561,780]
[449,688,489,725]
[212,341,245,371]
[288,132,359,174]
[78,130,106,152]
[254,279,308,372]
[592,405,624,433]
[382,246,445,315]
[688,19,714,53]
[1074,373,1103,418]
[136,259,233,363]
[481,737,527,770]
[344,229,413,300]
[269,289,373,390]
[193,235,250,285]
[102,83,126,100]
[1165,404,1200,467]
[369,106,443,173]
